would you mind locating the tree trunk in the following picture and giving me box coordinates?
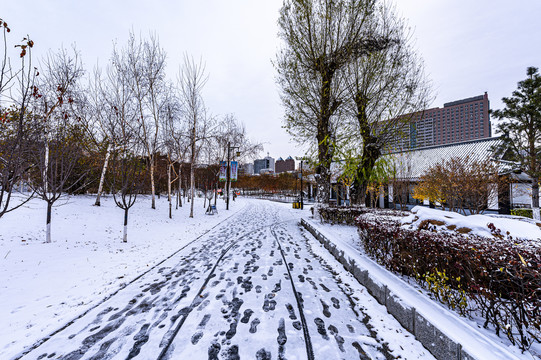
[46,201,52,243]
[168,161,172,219]
[123,208,128,243]
[178,172,182,208]
[352,142,381,206]
[351,93,382,206]
[189,163,195,218]
[95,143,112,206]
[150,157,156,209]
[190,116,196,217]
[44,134,49,195]
[315,70,336,205]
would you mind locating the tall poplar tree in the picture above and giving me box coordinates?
[276,0,389,204]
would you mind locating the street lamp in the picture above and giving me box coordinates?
[300,160,304,210]
[296,156,308,210]
[226,142,240,210]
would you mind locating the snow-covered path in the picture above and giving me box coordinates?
[18,201,434,360]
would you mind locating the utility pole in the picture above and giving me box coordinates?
[214,181,218,206]
[300,160,304,210]
[225,142,240,211]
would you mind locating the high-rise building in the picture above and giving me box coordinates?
[239,163,254,176]
[389,93,491,151]
[275,156,295,173]
[254,154,275,174]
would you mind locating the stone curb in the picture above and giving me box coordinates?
[301,218,477,360]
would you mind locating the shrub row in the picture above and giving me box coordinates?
[318,205,407,225]
[318,206,366,225]
[511,208,540,219]
[356,214,541,350]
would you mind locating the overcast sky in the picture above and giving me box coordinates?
[3,1,541,162]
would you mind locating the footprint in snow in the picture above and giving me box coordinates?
[314,317,329,340]
[249,318,260,333]
[320,299,331,317]
[256,348,272,360]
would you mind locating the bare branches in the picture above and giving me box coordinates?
[343,2,432,204]
[121,32,168,209]
[277,0,391,204]
[0,21,37,218]
[26,46,86,242]
[178,54,209,218]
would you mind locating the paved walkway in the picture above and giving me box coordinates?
[22,202,433,360]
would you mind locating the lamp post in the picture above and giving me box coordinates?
[300,160,304,210]
[295,157,307,210]
[226,141,240,210]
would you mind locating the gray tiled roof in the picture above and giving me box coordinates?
[388,137,506,180]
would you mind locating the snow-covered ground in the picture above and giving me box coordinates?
[1,197,436,359]
[4,196,536,359]
[0,194,247,359]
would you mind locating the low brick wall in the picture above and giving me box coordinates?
[300,218,479,360]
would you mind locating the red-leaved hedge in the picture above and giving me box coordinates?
[356,213,540,350]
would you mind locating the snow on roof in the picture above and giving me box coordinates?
[387,137,507,180]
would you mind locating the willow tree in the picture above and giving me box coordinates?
[276,0,390,204]
[343,3,431,205]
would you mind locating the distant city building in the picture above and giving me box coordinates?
[260,168,275,175]
[254,153,275,174]
[275,156,295,173]
[239,163,254,176]
[389,93,491,151]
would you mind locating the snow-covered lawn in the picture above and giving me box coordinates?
[0,194,246,359]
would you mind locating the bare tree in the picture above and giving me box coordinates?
[29,47,85,242]
[167,104,190,210]
[108,111,144,242]
[178,54,208,218]
[125,32,167,209]
[343,3,431,205]
[0,20,37,218]
[161,92,184,218]
[87,43,141,209]
[81,65,116,207]
[212,114,263,164]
